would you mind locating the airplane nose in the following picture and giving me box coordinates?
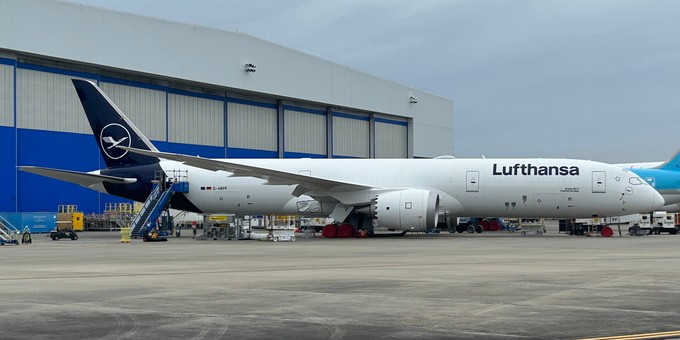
[651,188,665,211]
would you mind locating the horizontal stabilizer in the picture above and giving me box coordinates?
[19,166,137,188]
[654,148,680,171]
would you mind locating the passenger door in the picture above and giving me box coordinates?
[592,171,606,193]
[466,171,479,192]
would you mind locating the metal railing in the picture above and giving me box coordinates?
[0,215,21,243]
[130,184,162,231]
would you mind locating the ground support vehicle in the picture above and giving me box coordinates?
[50,224,78,241]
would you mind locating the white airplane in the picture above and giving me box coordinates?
[20,80,664,234]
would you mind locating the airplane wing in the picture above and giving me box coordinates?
[19,166,137,187]
[120,147,373,197]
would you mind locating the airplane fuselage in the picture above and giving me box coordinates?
[96,157,661,220]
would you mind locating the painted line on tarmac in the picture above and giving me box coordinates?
[580,330,680,340]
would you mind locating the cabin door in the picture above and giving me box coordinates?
[466,171,479,192]
[592,171,606,193]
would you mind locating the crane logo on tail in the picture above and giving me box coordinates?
[100,123,131,160]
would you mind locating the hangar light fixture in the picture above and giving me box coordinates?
[245,63,257,73]
[409,95,419,104]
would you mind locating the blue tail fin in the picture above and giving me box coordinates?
[654,148,680,170]
[72,79,159,168]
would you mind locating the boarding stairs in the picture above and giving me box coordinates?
[0,215,20,245]
[130,170,189,238]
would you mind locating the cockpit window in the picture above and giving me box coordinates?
[629,177,644,185]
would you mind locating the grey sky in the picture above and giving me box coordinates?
[66,0,680,163]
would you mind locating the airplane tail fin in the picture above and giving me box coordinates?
[72,79,159,168]
[654,148,680,171]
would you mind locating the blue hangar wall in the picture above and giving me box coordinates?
[0,57,409,214]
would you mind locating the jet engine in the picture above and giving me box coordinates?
[371,189,439,232]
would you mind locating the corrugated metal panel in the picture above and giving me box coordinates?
[168,93,223,147]
[0,64,13,127]
[16,69,92,133]
[375,122,407,158]
[101,82,166,141]
[284,109,326,155]
[227,102,277,151]
[374,114,407,123]
[332,116,369,158]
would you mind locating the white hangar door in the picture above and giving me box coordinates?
[101,81,167,142]
[0,64,13,128]
[332,111,369,158]
[283,106,327,157]
[16,68,95,134]
[227,101,277,155]
[375,118,407,158]
[168,93,224,147]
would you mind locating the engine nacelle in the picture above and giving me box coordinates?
[372,189,439,232]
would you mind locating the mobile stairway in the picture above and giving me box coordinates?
[130,171,189,239]
[0,215,20,245]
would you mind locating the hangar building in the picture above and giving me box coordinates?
[0,0,454,214]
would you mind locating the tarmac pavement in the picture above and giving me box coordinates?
[1,228,680,339]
